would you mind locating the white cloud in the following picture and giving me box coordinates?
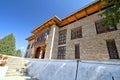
[19,46,26,52]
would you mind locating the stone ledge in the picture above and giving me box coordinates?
[81,60,120,65]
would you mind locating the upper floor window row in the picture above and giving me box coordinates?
[71,27,82,40]
[95,19,117,34]
[35,31,49,42]
[58,29,67,45]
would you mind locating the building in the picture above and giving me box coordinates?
[25,1,120,60]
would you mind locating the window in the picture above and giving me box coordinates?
[95,19,117,34]
[35,30,49,42]
[58,30,66,45]
[106,39,119,59]
[57,46,66,59]
[27,44,30,49]
[31,43,34,48]
[71,27,82,40]
[75,44,80,59]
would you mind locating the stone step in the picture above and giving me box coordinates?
[0,76,38,80]
[7,62,25,63]
[7,64,26,68]
[6,72,24,76]
[5,56,28,76]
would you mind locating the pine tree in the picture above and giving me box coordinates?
[0,33,16,56]
[15,49,22,57]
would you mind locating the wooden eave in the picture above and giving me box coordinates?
[32,16,61,34]
[31,1,107,32]
[27,1,109,41]
[58,1,107,27]
[26,35,35,41]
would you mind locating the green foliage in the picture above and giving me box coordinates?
[15,49,22,57]
[100,0,120,27]
[0,33,22,57]
[0,33,15,55]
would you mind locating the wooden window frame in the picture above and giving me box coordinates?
[71,27,82,40]
[35,30,49,42]
[31,43,34,48]
[27,44,30,49]
[75,44,80,59]
[57,46,66,59]
[58,29,67,45]
[106,39,119,59]
[95,19,117,34]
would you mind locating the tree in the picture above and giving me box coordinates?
[0,33,16,55]
[100,0,120,27]
[15,49,22,57]
[0,33,22,57]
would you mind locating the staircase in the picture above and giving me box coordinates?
[0,55,38,80]
[6,56,28,76]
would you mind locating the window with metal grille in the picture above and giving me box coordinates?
[35,30,49,42]
[58,30,66,45]
[95,19,117,34]
[71,27,82,40]
[57,46,66,59]
[106,39,119,59]
[75,44,80,59]
[27,44,30,49]
[31,43,34,48]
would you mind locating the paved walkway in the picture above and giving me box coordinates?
[0,76,38,80]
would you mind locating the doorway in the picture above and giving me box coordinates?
[41,50,45,59]
[35,47,41,58]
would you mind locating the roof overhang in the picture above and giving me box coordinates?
[26,0,109,41]
[58,1,107,27]
[31,1,107,33]
[26,35,35,41]
[32,16,61,34]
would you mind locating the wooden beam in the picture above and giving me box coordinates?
[84,9,88,16]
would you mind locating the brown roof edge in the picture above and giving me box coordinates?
[31,16,61,34]
[61,0,99,21]
[26,35,35,41]
[31,0,100,34]
[27,0,107,40]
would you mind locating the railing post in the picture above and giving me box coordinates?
[112,76,114,80]
[75,60,79,80]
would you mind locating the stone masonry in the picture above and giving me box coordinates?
[26,1,120,60]
[59,11,120,60]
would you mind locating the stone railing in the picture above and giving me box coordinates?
[26,59,120,80]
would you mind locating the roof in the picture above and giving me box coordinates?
[58,0,106,27]
[32,16,61,34]
[26,35,35,41]
[26,0,107,41]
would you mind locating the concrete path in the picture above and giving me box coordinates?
[0,76,38,80]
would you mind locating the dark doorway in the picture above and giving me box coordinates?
[41,50,45,59]
[35,47,40,58]
[75,44,80,59]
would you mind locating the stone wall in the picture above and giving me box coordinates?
[26,39,34,58]
[58,11,120,60]
[26,11,120,60]
[27,59,120,80]
[45,25,59,59]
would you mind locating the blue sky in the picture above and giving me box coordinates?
[0,0,94,55]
